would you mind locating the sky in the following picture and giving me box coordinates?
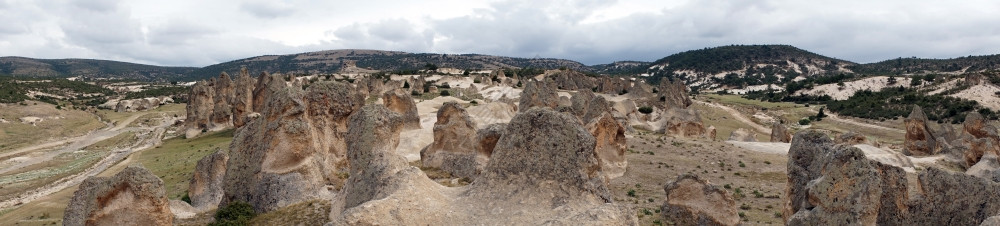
[1,0,999,67]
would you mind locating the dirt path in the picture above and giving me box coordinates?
[825,113,904,134]
[696,100,771,134]
[0,112,154,161]
[0,114,174,210]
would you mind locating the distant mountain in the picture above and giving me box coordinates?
[5,46,1000,83]
[850,55,1000,75]
[644,45,855,87]
[0,57,195,82]
[188,49,590,81]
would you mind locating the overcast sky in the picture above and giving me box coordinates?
[1,0,998,67]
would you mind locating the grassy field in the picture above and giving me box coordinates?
[0,101,105,153]
[94,103,185,126]
[130,129,234,199]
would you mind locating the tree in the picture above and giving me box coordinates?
[816,107,827,121]
[403,81,410,88]
[424,63,438,71]
[638,106,653,114]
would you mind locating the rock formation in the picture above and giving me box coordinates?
[211,72,235,129]
[967,153,1000,182]
[550,70,596,90]
[661,174,739,226]
[586,112,628,179]
[382,88,421,130]
[475,123,505,158]
[518,79,559,112]
[188,149,228,210]
[785,129,1000,225]
[628,81,655,99]
[904,105,938,156]
[328,107,636,225]
[659,107,708,139]
[770,122,792,143]
[232,67,256,128]
[184,81,214,138]
[252,72,285,113]
[64,165,172,226]
[784,130,908,225]
[221,81,363,213]
[707,126,717,141]
[570,89,598,118]
[836,131,868,145]
[420,102,483,179]
[727,128,757,142]
[659,79,692,110]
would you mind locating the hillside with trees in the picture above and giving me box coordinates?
[0,57,195,82]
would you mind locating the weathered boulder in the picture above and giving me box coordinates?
[518,79,560,112]
[210,72,235,129]
[185,81,214,138]
[329,108,636,225]
[727,128,757,142]
[784,130,909,225]
[628,81,655,99]
[221,81,363,213]
[582,96,614,124]
[659,79,692,110]
[967,152,1000,182]
[661,174,739,226]
[659,107,708,139]
[983,216,1000,226]
[475,123,506,157]
[597,77,628,94]
[251,72,284,113]
[570,89,598,118]
[586,112,627,179]
[187,149,228,210]
[908,167,1000,225]
[550,70,596,90]
[232,67,256,128]
[382,88,421,130]
[64,165,172,226]
[904,105,938,156]
[420,102,482,179]
[770,122,792,143]
[707,126,717,141]
[835,131,868,145]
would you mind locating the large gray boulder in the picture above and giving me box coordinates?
[187,149,228,210]
[518,79,560,112]
[382,88,421,130]
[420,102,483,179]
[661,174,739,226]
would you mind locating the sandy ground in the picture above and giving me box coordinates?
[951,84,1000,111]
[796,76,913,100]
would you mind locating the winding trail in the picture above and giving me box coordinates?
[695,100,771,134]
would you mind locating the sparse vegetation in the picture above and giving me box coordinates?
[210,201,256,226]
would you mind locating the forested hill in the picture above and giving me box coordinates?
[188,49,590,80]
[849,55,1000,75]
[0,57,195,82]
[643,45,855,85]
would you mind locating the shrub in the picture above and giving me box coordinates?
[411,90,420,96]
[181,193,191,204]
[440,90,450,96]
[798,118,811,125]
[638,106,654,114]
[627,189,636,197]
[209,201,255,226]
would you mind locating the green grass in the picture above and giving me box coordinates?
[133,129,234,199]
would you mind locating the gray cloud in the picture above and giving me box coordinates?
[2,0,1000,67]
[240,1,295,19]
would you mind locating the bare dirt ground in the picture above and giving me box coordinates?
[697,100,771,134]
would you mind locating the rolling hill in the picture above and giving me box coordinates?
[0,57,196,82]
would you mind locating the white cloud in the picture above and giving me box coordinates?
[0,0,999,67]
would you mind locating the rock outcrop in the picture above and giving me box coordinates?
[784,130,908,225]
[518,79,560,112]
[785,129,1000,225]
[904,105,938,156]
[770,122,792,143]
[727,128,757,142]
[475,123,506,158]
[64,165,172,226]
[382,88,421,130]
[659,79,692,110]
[211,72,235,129]
[232,67,256,128]
[661,174,739,226]
[659,107,708,138]
[221,81,363,213]
[550,70,596,90]
[188,149,228,210]
[329,108,636,225]
[967,153,1000,182]
[836,131,868,145]
[184,81,214,138]
[420,102,483,179]
[586,112,628,179]
[252,72,285,113]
